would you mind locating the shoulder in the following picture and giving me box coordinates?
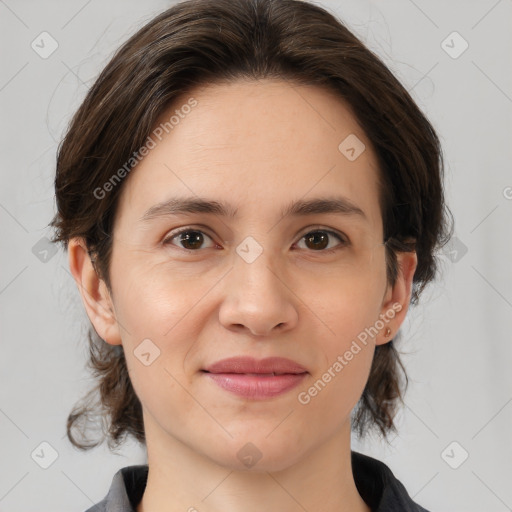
[83,464,148,512]
[351,451,431,512]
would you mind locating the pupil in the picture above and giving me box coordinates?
[181,231,203,250]
[306,232,328,250]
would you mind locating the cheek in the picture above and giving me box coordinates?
[297,295,377,425]
[109,258,213,399]
[303,255,387,340]
[296,261,384,411]
[111,253,214,336]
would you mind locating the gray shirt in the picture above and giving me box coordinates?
[84,451,430,511]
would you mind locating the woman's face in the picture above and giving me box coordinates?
[81,79,415,471]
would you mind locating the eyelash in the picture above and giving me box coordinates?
[162,226,350,254]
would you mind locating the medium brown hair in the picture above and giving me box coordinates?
[50,0,453,450]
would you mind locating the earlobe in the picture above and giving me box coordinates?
[376,250,418,346]
[67,238,122,346]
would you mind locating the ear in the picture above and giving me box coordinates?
[68,237,122,346]
[376,250,418,346]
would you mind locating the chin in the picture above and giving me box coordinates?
[202,435,306,473]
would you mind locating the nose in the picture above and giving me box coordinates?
[218,247,299,337]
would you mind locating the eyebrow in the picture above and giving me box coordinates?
[140,196,367,223]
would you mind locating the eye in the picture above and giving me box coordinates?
[163,228,217,251]
[162,226,349,253]
[294,228,349,253]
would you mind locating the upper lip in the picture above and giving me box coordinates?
[203,356,308,375]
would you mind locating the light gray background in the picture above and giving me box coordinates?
[1,1,511,511]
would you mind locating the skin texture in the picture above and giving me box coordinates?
[68,79,417,512]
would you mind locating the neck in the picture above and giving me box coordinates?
[136,416,370,512]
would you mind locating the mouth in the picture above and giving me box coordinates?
[201,371,308,399]
[203,356,308,375]
[201,371,305,376]
[201,356,308,399]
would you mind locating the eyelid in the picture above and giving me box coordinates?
[296,224,349,243]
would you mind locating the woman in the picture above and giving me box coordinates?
[50,0,452,510]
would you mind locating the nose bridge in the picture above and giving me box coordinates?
[232,233,284,295]
[218,233,297,335]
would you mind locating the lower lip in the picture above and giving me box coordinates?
[203,372,308,399]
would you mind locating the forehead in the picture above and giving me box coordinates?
[115,79,383,232]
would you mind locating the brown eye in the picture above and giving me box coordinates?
[163,229,215,251]
[296,229,348,252]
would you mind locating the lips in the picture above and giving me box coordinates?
[203,356,308,375]
[202,356,308,399]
